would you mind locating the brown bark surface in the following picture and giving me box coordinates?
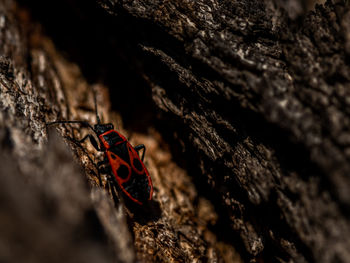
[94,0,350,262]
[0,0,239,262]
[1,0,350,262]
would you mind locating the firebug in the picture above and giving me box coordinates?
[47,94,153,205]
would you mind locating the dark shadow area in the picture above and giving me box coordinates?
[15,1,344,262]
[155,109,316,263]
[18,0,156,131]
[126,199,162,224]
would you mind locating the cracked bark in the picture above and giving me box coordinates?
[0,0,237,263]
[94,0,350,262]
[1,0,350,262]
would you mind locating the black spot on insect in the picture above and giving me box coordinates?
[111,154,116,160]
[117,164,129,179]
[133,158,143,171]
[122,173,150,202]
[110,143,129,163]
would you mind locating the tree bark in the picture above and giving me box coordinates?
[1,0,238,262]
[0,1,135,262]
[94,0,350,262]
[2,0,350,262]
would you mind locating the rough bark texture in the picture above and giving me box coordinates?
[2,0,350,262]
[93,0,350,262]
[0,0,240,262]
[0,2,133,262]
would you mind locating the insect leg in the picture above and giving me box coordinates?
[46,120,96,134]
[97,158,108,168]
[79,134,103,152]
[134,144,146,161]
[106,176,120,206]
[97,157,110,174]
[99,159,120,205]
[64,136,103,186]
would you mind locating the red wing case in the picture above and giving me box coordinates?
[106,142,153,205]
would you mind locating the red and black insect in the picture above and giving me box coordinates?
[47,96,153,205]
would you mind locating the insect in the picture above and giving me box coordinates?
[47,95,153,205]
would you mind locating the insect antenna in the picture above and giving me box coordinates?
[93,89,101,124]
[47,120,95,132]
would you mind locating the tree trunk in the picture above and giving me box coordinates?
[0,0,239,262]
[1,0,350,262]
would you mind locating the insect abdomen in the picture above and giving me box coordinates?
[122,172,152,202]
